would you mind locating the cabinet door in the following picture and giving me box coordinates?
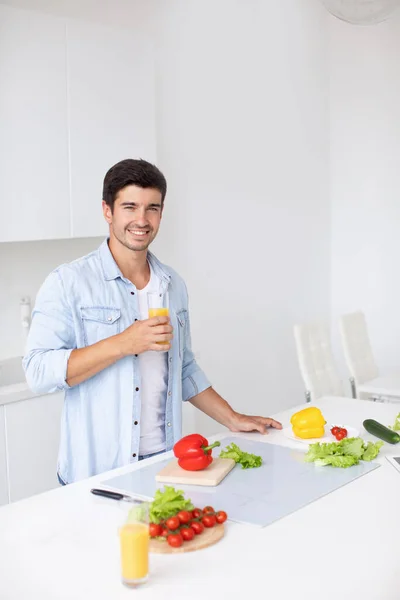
[66,20,157,238]
[0,5,70,242]
[0,407,8,506]
[5,392,64,502]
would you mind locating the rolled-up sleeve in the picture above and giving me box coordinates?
[181,287,211,402]
[23,270,75,395]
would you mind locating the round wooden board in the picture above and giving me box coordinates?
[149,524,225,554]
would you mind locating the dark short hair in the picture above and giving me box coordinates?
[102,158,167,210]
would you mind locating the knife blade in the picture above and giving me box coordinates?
[90,488,144,503]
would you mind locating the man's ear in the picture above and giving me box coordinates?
[102,200,112,224]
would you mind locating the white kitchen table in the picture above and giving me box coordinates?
[1,396,400,600]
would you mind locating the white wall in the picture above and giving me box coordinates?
[150,0,331,432]
[0,238,103,360]
[330,11,400,382]
[0,0,331,435]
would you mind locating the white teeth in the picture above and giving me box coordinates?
[128,230,148,236]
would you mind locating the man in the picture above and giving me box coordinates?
[23,159,282,484]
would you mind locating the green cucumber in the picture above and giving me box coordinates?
[363,419,400,444]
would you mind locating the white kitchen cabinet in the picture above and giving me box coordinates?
[0,407,8,506]
[66,21,157,238]
[5,392,64,503]
[0,5,71,242]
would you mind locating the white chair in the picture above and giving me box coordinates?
[293,320,345,403]
[339,311,400,402]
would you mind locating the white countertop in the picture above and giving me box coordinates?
[1,396,400,600]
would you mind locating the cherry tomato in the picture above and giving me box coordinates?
[181,526,195,542]
[167,533,183,548]
[202,514,217,528]
[203,506,215,514]
[192,508,203,519]
[341,428,348,437]
[335,431,345,441]
[166,516,180,531]
[190,521,204,535]
[331,426,339,436]
[215,511,227,524]
[161,526,169,537]
[149,523,162,538]
[177,510,192,525]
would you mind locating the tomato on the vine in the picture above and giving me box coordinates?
[203,506,215,514]
[202,514,217,528]
[149,523,162,537]
[181,526,195,542]
[177,510,192,525]
[166,516,180,531]
[167,533,183,548]
[190,521,204,535]
[216,511,227,524]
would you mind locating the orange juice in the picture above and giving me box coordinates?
[119,523,149,585]
[148,307,169,319]
[148,307,169,344]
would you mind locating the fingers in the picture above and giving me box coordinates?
[148,315,170,326]
[252,422,268,435]
[152,324,173,335]
[149,342,171,352]
[258,417,282,430]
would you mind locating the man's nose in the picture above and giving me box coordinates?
[134,208,148,227]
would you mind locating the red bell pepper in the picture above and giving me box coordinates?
[173,434,221,471]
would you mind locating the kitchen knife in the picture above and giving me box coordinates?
[90,488,144,503]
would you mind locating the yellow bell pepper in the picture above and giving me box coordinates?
[290,406,326,439]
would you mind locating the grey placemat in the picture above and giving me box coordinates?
[100,437,380,527]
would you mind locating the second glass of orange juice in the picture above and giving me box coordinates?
[119,503,150,587]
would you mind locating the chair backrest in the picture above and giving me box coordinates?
[293,320,344,402]
[339,311,379,385]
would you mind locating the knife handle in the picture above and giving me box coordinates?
[90,488,124,501]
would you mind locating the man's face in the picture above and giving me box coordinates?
[102,185,163,252]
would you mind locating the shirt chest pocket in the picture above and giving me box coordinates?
[176,309,188,359]
[80,307,121,347]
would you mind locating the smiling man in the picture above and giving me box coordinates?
[23,159,282,484]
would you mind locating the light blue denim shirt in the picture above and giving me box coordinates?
[23,239,211,483]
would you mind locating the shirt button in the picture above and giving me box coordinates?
[134,319,138,322]
[168,391,172,396]
[135,354,138,358]
[169,357,172,363]
[132,453,137,458]
[134,420,138,425]
[131,291,135,295]
[167,422,172,427]
[135,387,139,392]
[107,316,112,321]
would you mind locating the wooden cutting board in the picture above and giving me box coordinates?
[150,524,225,554]
[155,458,236,486]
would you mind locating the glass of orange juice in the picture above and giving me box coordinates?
[148,292,169,344]
[119,503,150,587]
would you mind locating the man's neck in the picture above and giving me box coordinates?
[108,236,150,289]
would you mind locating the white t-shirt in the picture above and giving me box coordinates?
[136,265,168,456]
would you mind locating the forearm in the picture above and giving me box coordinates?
[66,335,125,387]
[189,387,237,429]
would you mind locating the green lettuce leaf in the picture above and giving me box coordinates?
[337,437,365,459]
[148,486,193,524]
[304,441,340,462]
[219,442,262,469]
[362,440,384,461]
[315,455,359,468]
[126,502,151,524]
[305,436,383,468]
[390,413,400,431]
